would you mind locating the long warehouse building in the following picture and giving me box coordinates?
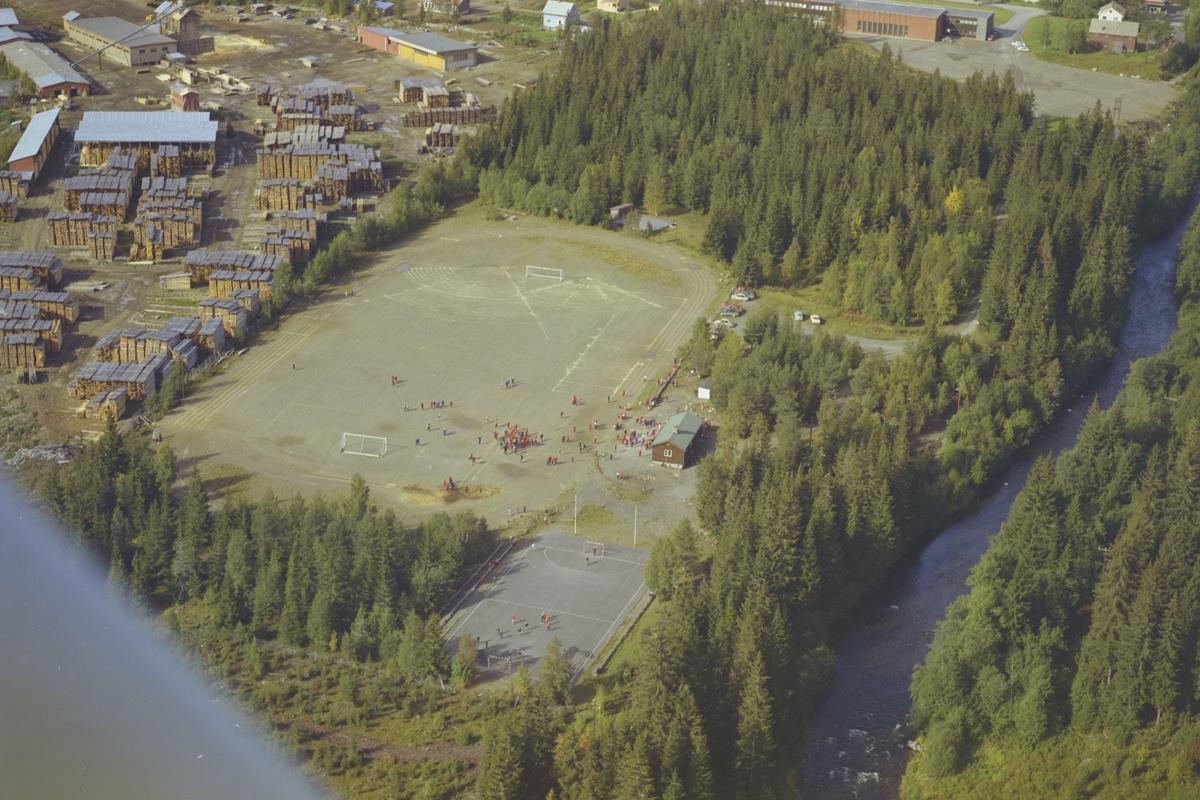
[769,0,993,42]
[0,41,90,97]
[75,112,218,171]
[357,27,478,69]
[8,107,61,180]
[63,13,179,67]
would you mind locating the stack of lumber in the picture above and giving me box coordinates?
[401,107,487,127]
[229,288,261,317]
[262,125,345,149]
[0,289,79,323]
[131,222,164,262]
[0,192,16,222]
[0,267,46,293]
[276,208,324,238]
[150,145,182,179]
[47,212,117,251]
[0,299,39,320]
[1,252,64,286]
[297,84,353,108]
[89,231,116,261]
[0,170,28,198]
[115,327,183,362]
[421,84,450,108]
[398,77,442,103]
[0,332,43,369]
[325,104,363,131]
[259,228,312,265]
[209,268,275,301]
[63,172,134,221]
[256,85,275,107]
[193,317,227,354]
[253,178,302,210]
[424,123,460,148]
[277,110,323,131]
[107,150,138,172]
[81,142,213,173]
[79,387,127,420]
[134,179,202,249]
[183,251,282,286]
[0,317,59,351]
[198,296,249,335]
[68,354,169,401]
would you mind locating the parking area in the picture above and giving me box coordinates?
[443,530,649,683]
[859,3,1177,121]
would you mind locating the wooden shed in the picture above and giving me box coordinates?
[649,411,706,469]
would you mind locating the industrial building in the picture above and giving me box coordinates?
[770,0,992,42]
[357,27,478,69]
[8,108,60,179]
[63,13,179,67]
[0,41,90,98]
[75,112,218,171]
[154,2,215,56]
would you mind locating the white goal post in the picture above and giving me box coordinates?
[583,540,606,557]
[340,433,387,458]
[526,265,563,281]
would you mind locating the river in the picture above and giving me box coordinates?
[799,188,1200,798]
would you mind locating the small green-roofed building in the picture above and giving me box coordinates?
[650,411,706,469]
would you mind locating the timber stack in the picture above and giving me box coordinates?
[0,266,46,293]
[198,296,249,336]
[0,289,79,323]
[0,332,43,369]
[210,268,274,301]
[401,106,486,127]
[0,192,17,222]
[47,212,117,250]
[150,145,182,179]
[0,317,60,351]
[68,355,171,402]
[0,170,28,198]
[262,125,345,149]
[259,228,312,265]
[131,223,164,263]
[0,298,39,320]
[424,123,460,148]
[183,250,282,287]
[78,387,127,420]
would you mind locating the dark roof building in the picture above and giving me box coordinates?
[650,411,706,469]
[1089,18,1139,53]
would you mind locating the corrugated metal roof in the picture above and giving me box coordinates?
[77,112,218,144]
[8,108,59,165]
[0,9,18,26]
[842,0,946,18]
[0,41,88,89]
[363,26,477,54]
[1089,18,1139,36]
[68,16,178,48]
[0,27,30,45]
[945,8,992,20]
[651,411,704,451]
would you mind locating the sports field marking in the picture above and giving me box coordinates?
[573,581,647,682]
[554,316,619,392]
[502,266,550,341]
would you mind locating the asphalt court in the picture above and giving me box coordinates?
[164,220,714,519]
[444,530,648,682]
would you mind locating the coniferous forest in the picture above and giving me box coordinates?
[17,2,1200,798]
[906,204,1200,797]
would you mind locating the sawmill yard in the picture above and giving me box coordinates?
[1,0,559,447]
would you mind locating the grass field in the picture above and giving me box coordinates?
[1024,15,1162,80]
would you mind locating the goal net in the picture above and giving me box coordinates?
[583,540,606,557]
[340,433,387,458]
[526,265,563,282]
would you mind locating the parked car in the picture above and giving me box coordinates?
[731,285,757,302]
[793,310,805,321]
[719,304,744,317]
[711,318,735,329]
[810,314,823,325]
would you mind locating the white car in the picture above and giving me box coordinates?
[793,310,805,321]
[712,318,736,329]
[810,314,823,325]
[731,291,752,302]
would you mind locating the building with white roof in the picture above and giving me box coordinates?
[8,107,60,179]
[542,0,580,29]
[75,111,218,169]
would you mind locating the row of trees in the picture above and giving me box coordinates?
[30,419,493,676]
[908,195,1200,789]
